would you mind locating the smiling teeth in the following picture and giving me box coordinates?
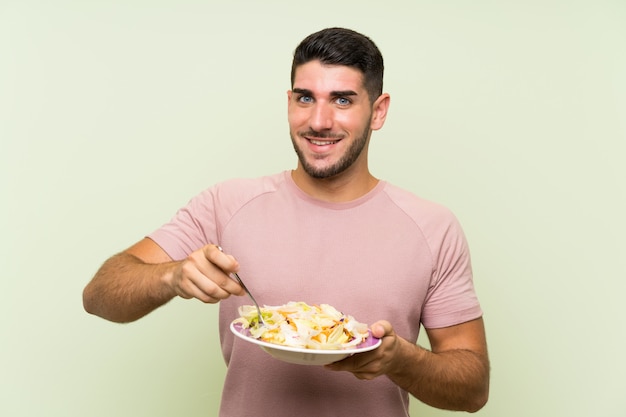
[310,139,338,145]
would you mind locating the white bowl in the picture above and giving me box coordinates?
[230,321,382,366]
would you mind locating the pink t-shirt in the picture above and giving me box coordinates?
[149,171,482,417]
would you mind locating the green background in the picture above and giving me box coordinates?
[2,1,625,416]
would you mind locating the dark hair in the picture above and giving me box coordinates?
[291,27,384,104]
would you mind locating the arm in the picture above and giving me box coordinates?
[82,238,244,323]
[326,318,489,412]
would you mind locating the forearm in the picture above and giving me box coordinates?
[389,341,489,412]
[83,252,179,323]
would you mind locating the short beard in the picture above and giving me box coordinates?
[290,126,371,179]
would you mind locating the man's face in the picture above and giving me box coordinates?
[288,60,374,179]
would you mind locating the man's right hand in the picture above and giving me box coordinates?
[167,244,245,303]
[83,239,245,323]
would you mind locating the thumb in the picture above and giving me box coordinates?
[370,320,393,339]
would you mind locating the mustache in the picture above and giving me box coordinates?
[299,130,344,140]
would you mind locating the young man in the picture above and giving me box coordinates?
[83,27,489,416]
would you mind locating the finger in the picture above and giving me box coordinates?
[177,247,241,300]
[370,320,393,339]
[350,371,379,381]
[199,244,245,296]
[178,260,232,302]
[194,264,245,298]
[327,351,374,371]
[180,281,221,303]
[204,244,240,273]
[325,355,382,381]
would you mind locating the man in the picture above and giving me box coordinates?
[83,27,489,416]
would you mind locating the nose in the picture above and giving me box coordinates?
[309,103,333,131]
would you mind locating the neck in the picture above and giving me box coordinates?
[291,166,378,203]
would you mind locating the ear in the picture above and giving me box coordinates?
[370,93,390,131]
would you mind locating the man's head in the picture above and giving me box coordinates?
[291,27,384,104]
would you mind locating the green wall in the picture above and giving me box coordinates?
[2,1,625,416]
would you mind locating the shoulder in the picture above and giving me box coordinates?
[379,182,468,251]
[192,172,286,204]
[182,172,290,223]
[380,182,458,225]
[147,172,289,260]
[209,171,287,207]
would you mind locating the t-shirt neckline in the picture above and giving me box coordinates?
[283,170,386,210]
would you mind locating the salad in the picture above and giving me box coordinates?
[234,301,371,350]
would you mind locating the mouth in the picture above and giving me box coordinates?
[301,131,343,147]
[308,138,341,146]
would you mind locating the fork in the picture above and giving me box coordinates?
[216,245,266,326]
[231,271,266,327]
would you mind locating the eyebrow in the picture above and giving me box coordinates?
[292,88,359,97]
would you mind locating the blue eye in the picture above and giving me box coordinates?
[336,97,351,106]
[298,96,313,104]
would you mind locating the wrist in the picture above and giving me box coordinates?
[385,339,433,394]
[158,262,181,299]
